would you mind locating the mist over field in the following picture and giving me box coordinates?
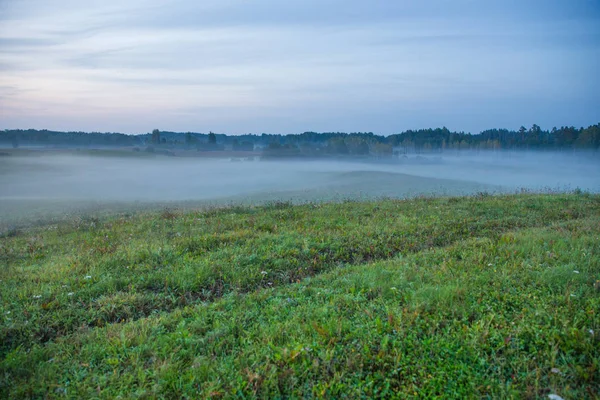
[1,150,598,229]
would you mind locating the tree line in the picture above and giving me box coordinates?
[1,124,598,155]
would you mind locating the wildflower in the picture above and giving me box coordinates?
[33,295,42,299]
[573,270,580,274]
[67,292,74,296]
[488,263,493,267]
[590,329,594,335]
[390,287,397,291]
[261,271,267,275]
[548,394,564,400]
[550,368,561,375]
[5,311,10,315]
[84,275,92,279]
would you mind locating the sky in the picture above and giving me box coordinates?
[0,0,599,135]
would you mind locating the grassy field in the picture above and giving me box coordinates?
[1,193,599,398]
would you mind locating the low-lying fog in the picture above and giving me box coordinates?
[1,150,598,227]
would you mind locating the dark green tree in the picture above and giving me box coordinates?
[185,132,197,147]
[208,132,217,145]
[151,129,161,145]
[327,137,349,154]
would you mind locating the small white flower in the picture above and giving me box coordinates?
[573,270,580,274]
[550,367,561,375]
[589,329,594,335]
[5,311,10,315]
[67,292,74,296]
[33,295,42,299]
[548,394,564,400]
[488,263,493,267]
[84,275,92,279]
[570,294,576,297]
[261,271,267,275]
[390,287,397,291]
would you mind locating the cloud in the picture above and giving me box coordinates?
[0,0,599,134]
[0,37,63,51]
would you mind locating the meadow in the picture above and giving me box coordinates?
[1,192,599,398]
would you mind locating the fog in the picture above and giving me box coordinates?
[1,150,598,228]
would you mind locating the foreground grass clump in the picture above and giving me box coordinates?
[1,193,599,398]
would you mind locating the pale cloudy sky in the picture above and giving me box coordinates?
[0,0,599,134]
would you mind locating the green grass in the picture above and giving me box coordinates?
[1,193,599,398]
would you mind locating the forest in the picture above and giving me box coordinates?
[1,123,599,156]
